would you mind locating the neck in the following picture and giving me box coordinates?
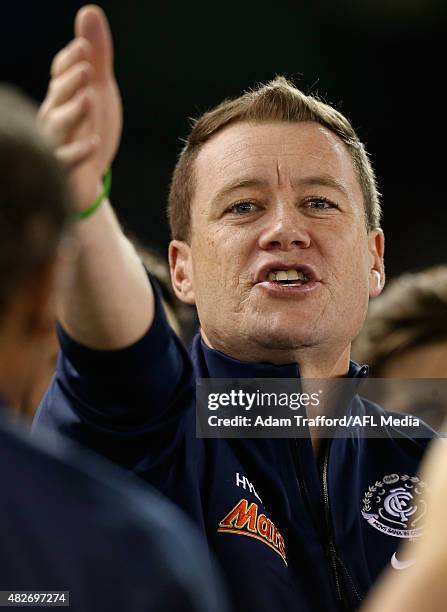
[0,347,24,410]
[0,312,34,411]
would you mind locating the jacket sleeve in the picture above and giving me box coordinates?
[32,277,195,469]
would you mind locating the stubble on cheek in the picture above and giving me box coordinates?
[321,254,370,344]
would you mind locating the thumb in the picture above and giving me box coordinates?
[75,5,113,76]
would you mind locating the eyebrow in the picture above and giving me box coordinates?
[297,174,350,197]
[213,178,269,202]
[213,173,350,203]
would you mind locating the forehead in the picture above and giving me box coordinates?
[193,121,362,202]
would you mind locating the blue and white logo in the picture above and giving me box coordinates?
[361,474,428,539]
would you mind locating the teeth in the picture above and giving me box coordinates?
[286,270,299,281]
[267,269,307,282]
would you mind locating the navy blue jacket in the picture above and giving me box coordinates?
[1,409,227,612]
[35,284,434,612]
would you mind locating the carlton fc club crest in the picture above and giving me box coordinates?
[361,474,428,539]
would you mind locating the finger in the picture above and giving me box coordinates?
[75,5,114,77]
[51,37,92,78]
[56,135,100,168]
[46,88,95,146]
[47,61,93,109]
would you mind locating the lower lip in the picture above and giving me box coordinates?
[255,280,320,295]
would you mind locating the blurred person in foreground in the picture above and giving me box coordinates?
[0,86,227,612]
[33,5,437,611]
[362,436,447,612]
[353,266,447,430]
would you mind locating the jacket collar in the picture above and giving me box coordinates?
[191,333,368,380]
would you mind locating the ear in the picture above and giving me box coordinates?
[368,229,385,298]
[168,240,196,305]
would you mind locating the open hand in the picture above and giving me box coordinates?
[38,5,122,209]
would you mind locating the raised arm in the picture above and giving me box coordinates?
[38,5,154,349]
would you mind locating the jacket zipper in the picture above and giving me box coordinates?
[319,365,369,609]
[321,440,362,610]
[293,438,344,608]
[293,366,367,610]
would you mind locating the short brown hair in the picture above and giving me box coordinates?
[168,76,381,241]
[0,85,71,318]
[352,266,447,375]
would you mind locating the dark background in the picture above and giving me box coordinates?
[1,0,445,278]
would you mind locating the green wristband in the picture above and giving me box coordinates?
[75,168,112,221]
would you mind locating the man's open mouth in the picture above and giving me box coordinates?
[267,269,309,286]
[254,263,319,291]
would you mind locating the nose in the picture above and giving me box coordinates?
[258,205,311,251]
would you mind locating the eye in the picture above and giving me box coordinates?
[305,196,339,210]
[228,200,259,215]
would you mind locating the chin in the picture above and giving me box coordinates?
[249,317,320,352]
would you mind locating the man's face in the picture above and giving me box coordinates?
[171,121,384,363]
